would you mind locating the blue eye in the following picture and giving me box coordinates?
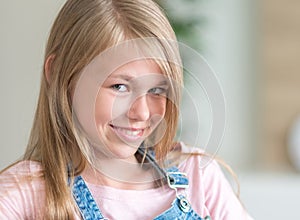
[111,84,128,92]
[148,87,167,96]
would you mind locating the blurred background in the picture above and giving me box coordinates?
[1,0,300,219]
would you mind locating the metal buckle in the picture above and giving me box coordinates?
[166,171,189,189]
[178,196,191,212]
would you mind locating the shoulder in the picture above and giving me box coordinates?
[1,160,43,174]
[171,142,227,193]
[175,142,220,175]
[0,161,45,219]
[174,142,239,201]
[0,160,44,190]
[176,142,232,190]
[177,143,252,219]
[0,160,44,187]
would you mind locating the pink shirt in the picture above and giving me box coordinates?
[0,144,252,219]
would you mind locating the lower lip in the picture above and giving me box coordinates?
[110,125,145,142]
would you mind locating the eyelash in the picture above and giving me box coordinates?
[110,84,128,92]
[148,87,167,96]
[110,84,168,96]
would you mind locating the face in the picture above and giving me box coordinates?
[94,60,168,159]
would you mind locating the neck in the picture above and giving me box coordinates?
[82,156,157,190]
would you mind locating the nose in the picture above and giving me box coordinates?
[127,95,150,121]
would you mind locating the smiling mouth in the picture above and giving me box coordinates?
[109,125,147,141]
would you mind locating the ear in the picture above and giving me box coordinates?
[44,54,55,84]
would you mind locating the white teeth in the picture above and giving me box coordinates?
[124,130,140,136]
[115,127,142,137]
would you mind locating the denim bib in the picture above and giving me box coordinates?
[72,148,211,220]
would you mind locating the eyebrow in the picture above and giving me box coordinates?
[108,73,134,81]
[108,73,169,85]
[155,80,169,86]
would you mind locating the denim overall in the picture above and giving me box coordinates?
[72,148,211,220]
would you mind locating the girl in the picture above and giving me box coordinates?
[0,0,252,219]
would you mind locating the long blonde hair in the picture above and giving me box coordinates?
[24,0,183,219]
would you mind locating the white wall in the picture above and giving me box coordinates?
[200,0,258,170]
[0,1,65,169]
[240,172,300,219]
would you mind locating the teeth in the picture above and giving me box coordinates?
[116,127,142,137]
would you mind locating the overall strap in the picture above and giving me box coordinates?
[138,148,212,220]
[138,148,211,219]
[137,147,189,190]
[72,176,105,220]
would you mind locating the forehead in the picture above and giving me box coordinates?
[108,59,163,79]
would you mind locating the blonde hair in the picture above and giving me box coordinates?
[23,0,183,219]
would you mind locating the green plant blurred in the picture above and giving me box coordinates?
[156,0,205,51]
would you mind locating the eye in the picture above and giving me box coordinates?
[148,87,167,96]
[111,84,128,92]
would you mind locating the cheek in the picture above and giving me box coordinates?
[94,91,114,125]
[146,98,168,146]
[149,97,167,119]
